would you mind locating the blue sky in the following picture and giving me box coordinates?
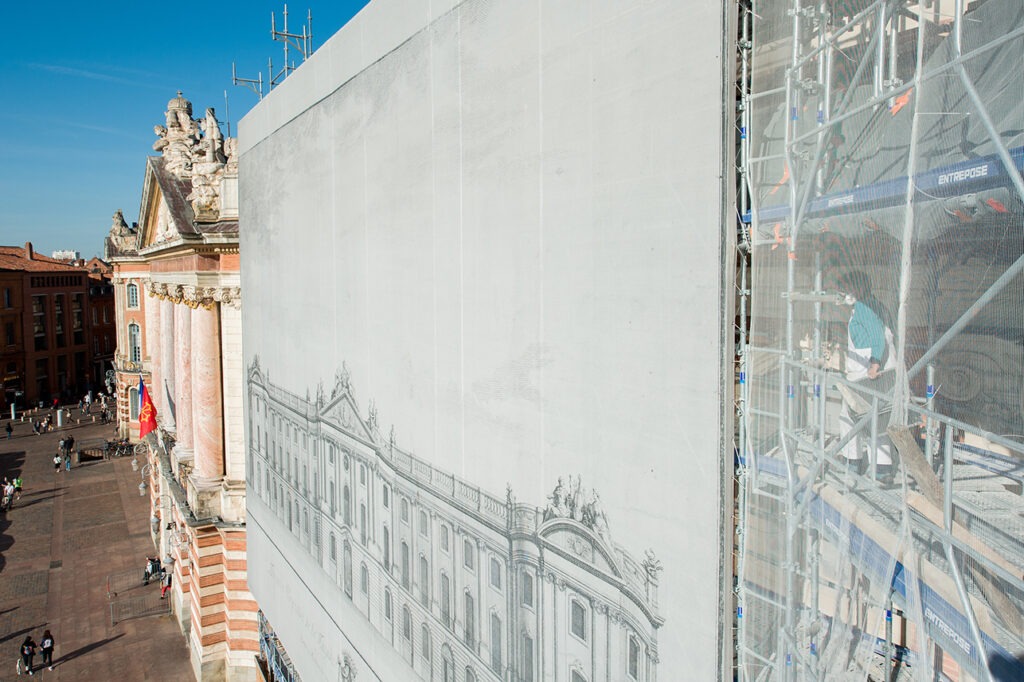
[0,1,370,259]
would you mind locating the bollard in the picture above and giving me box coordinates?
[57,410,64,428]
[9,404,13,420]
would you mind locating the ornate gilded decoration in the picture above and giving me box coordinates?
[147,282,241,310]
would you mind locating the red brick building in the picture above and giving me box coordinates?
[0,242,99,411]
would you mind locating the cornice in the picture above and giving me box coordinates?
[146,281,241,310]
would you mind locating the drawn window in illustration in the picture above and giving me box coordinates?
[330,481,336,515]
[522,633,535,682]
[441,644,454,682]
[384,588,393,621]
[628,633,641,679]
[419,510,428,537]
[521,571,534,608]
[128,323,141,362]
[419,555,430,607]
[328,442,335,463]
[440,573,451,627]
[402,605,411,640]
[421,624,431,661]
[383,526,391,571]
[360,503,367,545]
[570,598,587,642]
[343,485,351,526]
[329,533,337,562]
[382,483,390,508]
[287,495,293,531]
[344,454,349,470]
[489,557,501,591]
[571,671,587,682]
[490,612,502,672]
[401,498,410,523]
[357,463,365,486]
[464,591,475,647]
[343,540,353,597]
[401,541,410,589]
[440,524,450,552]
[126,283,139,309]
[360,562,369,595]
[463,539,474,570]
[465,667,476,682]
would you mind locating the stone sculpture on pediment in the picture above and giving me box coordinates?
[107,209,138,253]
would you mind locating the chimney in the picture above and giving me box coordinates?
[24,242,33,260]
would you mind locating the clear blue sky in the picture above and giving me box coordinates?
[0,1,370,259]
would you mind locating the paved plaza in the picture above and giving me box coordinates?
[0,408,192,680]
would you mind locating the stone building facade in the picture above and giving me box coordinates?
[247,360,664,682]
[107,92,256,681]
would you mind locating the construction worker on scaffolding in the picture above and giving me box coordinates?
[836,269,897,484]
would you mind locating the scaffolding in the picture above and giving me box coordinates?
[737,1,1024,680]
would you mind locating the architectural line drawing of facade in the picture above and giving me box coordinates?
[247,358,664,682]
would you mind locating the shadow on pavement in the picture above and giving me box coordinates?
[55,633,126,666]
[0,621,46,645]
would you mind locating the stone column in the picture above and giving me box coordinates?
[173,303,193,459]
[144,285,161,412]
[160,298,177,433]
[191,303,224,480]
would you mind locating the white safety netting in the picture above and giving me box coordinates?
[738,2,1024,681]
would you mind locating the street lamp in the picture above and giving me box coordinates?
[138,462,152,496]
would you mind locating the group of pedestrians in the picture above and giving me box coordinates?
[17,630,56,675]
[1,477,21,511]
[55,435,75,473]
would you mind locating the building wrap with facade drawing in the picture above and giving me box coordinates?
[247,359,663,682]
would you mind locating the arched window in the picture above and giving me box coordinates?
[441,644,454,682]
[420,623,431,661]
[343,540,353,597]
[360,562,369,594]
[464,591,475,647]
[329,533,337,562]
[401,541,410,589]
[419,555,430,607]
[419,510,428,536]
[343,485,351,526]
[128,322,141,362]
[126,283,139,309]
[128,386,140,420]
[440,572,451,627]
[489,556,502,590]
[383,526,391,571]
[489,612,502,672]
[401,497,410,523]
[384,588,393,621]
[627,633,641,680]
[402,605,412,640]
[360,503,367,545]
[570,598,588,642]
[465,667,477,682]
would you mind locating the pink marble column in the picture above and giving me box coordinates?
[191,303,224,480]
[173,303,193,456]
[144,286,161,411]
[160,299,177,432]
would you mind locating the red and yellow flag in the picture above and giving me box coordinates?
[138,377,157,438]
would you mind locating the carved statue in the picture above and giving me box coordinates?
[153,125,168,152]
[544,477,569,520]
[199,107,226,164]
[367,400,378,431]
[106,209,138,255]
[337,653,357,681]
[642,549,663,579]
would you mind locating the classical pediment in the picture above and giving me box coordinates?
[539,518,622,579]
[319,390,376,444]
[137,157,198,250]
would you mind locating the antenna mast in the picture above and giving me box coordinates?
[231,4,313,100]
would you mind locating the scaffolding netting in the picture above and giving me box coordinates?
[738,1,1024,680]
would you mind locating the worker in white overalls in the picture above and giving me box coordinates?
[837,270,896,483]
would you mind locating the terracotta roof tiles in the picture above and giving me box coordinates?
[0,246,89,273]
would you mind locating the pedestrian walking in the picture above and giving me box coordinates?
[5,422,11,439]
[58,437,66,455]
[66,435,75,454]
[39,630,54,671]
[18,635,36,675]
[161,569,173,598]
[53,453,61,473]
[64,453,71,471]
[13,476,22,502]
